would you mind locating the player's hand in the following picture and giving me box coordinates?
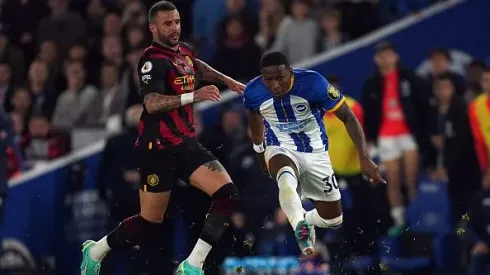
[194,85,221,102]
[224,77,245,94]
[257,152,269,176]
[360,155,386,184]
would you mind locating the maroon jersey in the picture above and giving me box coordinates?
[136,41,197,149]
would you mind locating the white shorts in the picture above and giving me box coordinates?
[264,146,341,202]
[378,134,418,162]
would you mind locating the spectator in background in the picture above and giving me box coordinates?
[431,73,481,223]
[334,0,378,39]
[6,113,23,179]
[38,0,86,58]
[0,0,49,65]
[38,40,65,92]
[20,115,70,168]
[271,0,319,64]
[85,0,107,43]
[469,68,490,182]
[217,0,259,41]
[213,17,262,83]
[123,25,145,53]
[425,48,466,96]
[120,47,142,108]
[27,59,58,120]
[362,42,435,236]
[120,0,146,27]
[255,0,289,51]
[191,0,227,61]
[9,86,32,128]
[68,44,88,63]
[52,61,97,130]
[101,36,123,68]
[0,107,12,201]
[85,61,128,127]
[103,12,122,38]
[0,24,25,85]
[465,60,486,102]
[0,63,13,111]
[318,9,349,53]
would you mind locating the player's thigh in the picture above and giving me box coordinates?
[378,136,402,162]
[138,166,176,222]
[301,152,341,216]
[179,139,232,196]
[264,146,300,179]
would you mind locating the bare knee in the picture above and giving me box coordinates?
[139,190,171,223]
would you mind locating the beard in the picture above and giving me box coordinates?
[157,32,179,47]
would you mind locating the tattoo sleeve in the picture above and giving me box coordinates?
[248,110,265,145]
[193,58,229,84]
[333,102,369,157]
[143,93,183,114]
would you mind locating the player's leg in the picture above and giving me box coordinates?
[80,166,175,275]
[267,154,305,230]
[177,141,240,273]
[400,135,419,201]
[379,137,405,234]
[266,148,315,255]
[301,152,343,230]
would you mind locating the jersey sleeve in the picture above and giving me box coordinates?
[243,81,260,111]
[137,56,171,97]
[310,74,345,112]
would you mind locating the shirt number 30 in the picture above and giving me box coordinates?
[322,174,339,193]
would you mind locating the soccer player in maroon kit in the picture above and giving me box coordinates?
[80,2,245,275]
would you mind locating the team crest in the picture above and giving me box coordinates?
[141,61,152,73]
[147,174,159,186]
[185,56,193,67]
[327,84,340,100]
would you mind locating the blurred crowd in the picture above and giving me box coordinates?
[2,0,488,274]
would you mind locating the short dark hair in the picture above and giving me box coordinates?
[260,51,290,69]
[149,1,177,22]
[430,48,450,60]
[435,72,454,83]
[375,41,396,54]
[468,59,486,69]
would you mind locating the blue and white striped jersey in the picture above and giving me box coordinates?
[243,69,345,153]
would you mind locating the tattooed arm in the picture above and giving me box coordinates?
[193,58,230,84]
[144,85,220,114]
[143,93,183,114]
[333,102,369,158]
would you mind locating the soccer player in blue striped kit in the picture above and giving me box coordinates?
[244,52,386,254]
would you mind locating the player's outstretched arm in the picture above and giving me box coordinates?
[248,110,268,174]
[333,102,368,157]
[144,85,221,114]
[248,110,265,145]
[193,59,245,93]
[334,102,386,184]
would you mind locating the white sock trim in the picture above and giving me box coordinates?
[187,239,212,268]
[391,206,405,226]
[89,236,111,261]
[305,210,343,228]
